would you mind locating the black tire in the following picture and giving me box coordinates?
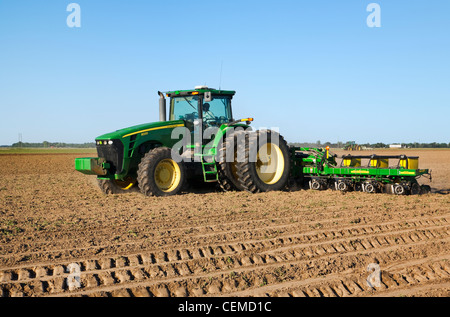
[97,178,136,195]
[137,147,186,197]
[217,130,247,192]
[236,130,290,193]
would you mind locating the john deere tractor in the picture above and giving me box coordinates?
[75,86,291,196]
[344,141,362,151]
[75,86,431,196]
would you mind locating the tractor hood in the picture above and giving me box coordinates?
[96,120,185,141]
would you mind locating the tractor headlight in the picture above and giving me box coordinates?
[96,140,114,145]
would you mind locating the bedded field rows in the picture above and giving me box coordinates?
[1,214,448,297]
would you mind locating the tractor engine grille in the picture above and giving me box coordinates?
[96,139,124,174]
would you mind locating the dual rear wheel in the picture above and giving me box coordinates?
[219,130,291,193]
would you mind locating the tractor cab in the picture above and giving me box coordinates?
[163,86,235,128]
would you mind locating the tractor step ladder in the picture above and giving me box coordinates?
[200,152,218,182]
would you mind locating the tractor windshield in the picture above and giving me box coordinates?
[202,96,233,126]
[169,95,233,125]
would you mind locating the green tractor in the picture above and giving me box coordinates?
[75,86,291,196]
[343,141,362,151]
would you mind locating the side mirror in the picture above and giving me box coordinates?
[204,91,212,102]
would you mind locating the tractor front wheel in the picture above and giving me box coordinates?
[137,147,186,197]
[97,178,136,194]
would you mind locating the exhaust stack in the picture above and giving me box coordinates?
[158,91,166,122]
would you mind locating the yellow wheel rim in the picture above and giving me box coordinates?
[154,159,181,192]
[256,142,284,185]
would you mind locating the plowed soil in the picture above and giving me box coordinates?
[0,149,449,297]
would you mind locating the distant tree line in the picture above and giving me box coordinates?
[6,140,450,149]
[289,141,450,148]
[398,142,450,148]
[11,141,95,148]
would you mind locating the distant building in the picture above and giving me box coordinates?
[389,144,403,149]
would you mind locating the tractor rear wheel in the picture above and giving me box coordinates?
[217,130,247,192]
[236,130,290,193]
[137,147,186,197]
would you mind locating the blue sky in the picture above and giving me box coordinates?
[0,0,449,145]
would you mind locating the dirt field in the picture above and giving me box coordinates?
[0,148,449,297]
